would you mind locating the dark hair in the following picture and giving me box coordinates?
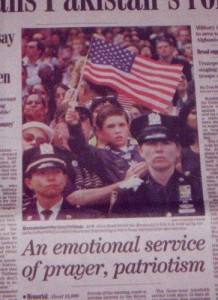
[122,43,140,52]
[178,100,196,147]
[53,83,69,95]
[61,44,73,53]
[179,99,196,124]
[131,103,144,114]
[96,105,129,129]
[30,39,45,55]
[30,83,49,97]
[84,79,117,98]
[155,33,177,48]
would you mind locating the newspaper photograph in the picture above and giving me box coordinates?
[1,1,218,299]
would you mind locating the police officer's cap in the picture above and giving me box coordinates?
[23,143,67,177]
[130,112,181,145]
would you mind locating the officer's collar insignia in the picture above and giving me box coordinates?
[184,171,191,177]
[40,143,54,155]
[66,215,72,219]
[179,177,185,183]
[165,212,172,217]
[148,113,161,125]
[71,160,78,167]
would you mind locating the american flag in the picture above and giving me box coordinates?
[83,37,183,112]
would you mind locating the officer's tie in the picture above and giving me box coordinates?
[42,209,53,220]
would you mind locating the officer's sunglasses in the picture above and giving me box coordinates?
[23,132,47,146]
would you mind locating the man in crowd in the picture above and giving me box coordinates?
[90,95,122,126]
[53,45,74,86]
[155,34,192,82]
[22,39,45,87]
[89,95,122,147]
[66,104,146,183]
[176,27,191,53]
[172,74,196,115]
[111,112,204,217]
[23,143,103,221]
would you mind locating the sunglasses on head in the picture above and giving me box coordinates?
[32,89,46,96]
[27,44,36,49]
[91,95,118,111]
[95,95,117,103]
[26,99,43,105]
[23,132,47,146]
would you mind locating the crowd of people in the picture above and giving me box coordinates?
[21,26,204,221]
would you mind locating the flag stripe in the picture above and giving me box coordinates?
[84,62,172,104]
[133,58,182,86]
[84,67,170,111]
[133,61,182,87]
[85,65,174,101]
[84,64,173,104]
[118,92,166,112]
[136,55,182,74]
[83,37,183,112]
[131,68,179,91]
[117,94,134,111]
[84,71,171,111]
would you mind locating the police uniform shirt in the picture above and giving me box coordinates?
[37,199,63,221]
[23,196,106,221]
[111,170,204,218]
[181,147,201,179]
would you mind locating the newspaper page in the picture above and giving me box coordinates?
[1,1,218,299]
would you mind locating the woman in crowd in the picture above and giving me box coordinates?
[179,100,201,179]
[23,93,49,124]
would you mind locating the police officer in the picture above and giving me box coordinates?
[111,112,204,217]
[23,143,103,221]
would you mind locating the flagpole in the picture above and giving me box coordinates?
[68,34,99,109]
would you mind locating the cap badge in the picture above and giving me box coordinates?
[71,160,79,167]
[39,143,54,155]
[148,113,161,125]
[66,215,72,219]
